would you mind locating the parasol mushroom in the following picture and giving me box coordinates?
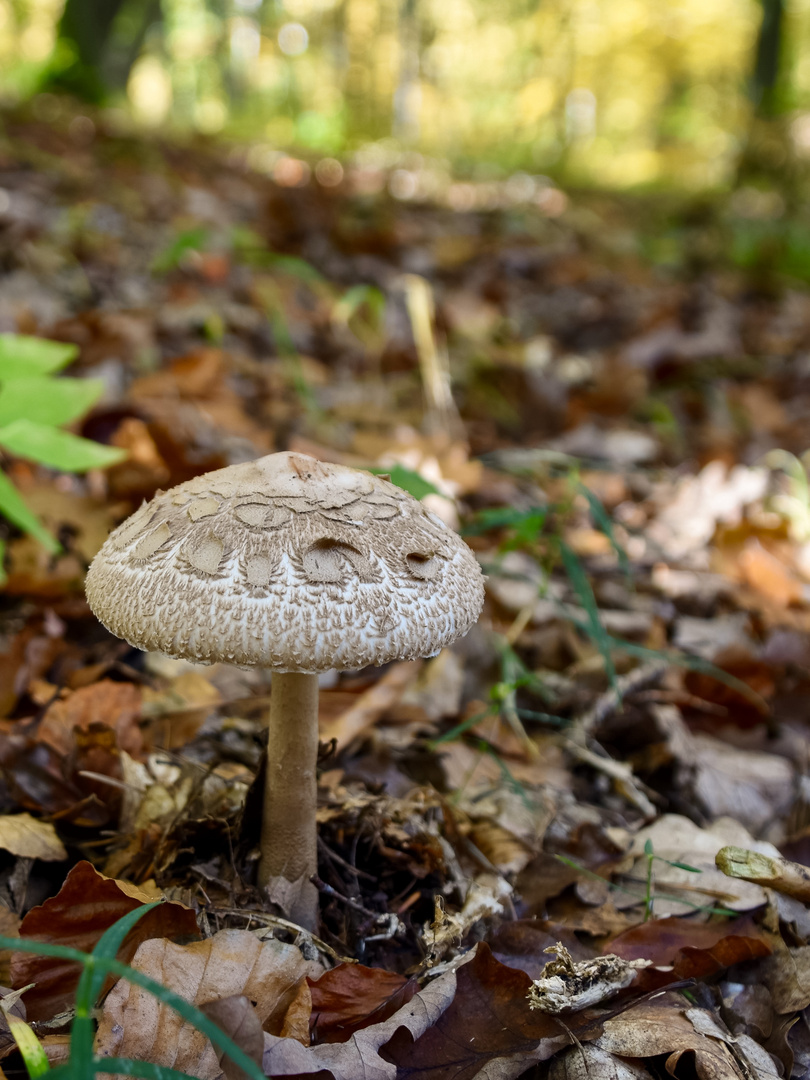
[85,451,485,930]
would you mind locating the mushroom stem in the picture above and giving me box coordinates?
[259,671,320,930]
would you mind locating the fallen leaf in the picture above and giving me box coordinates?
[0,814,67,862]
[760,947,810,1014]
[609,916,773,978]
[309,963,417,1044]
[11,860,198,1022]
[626,815,779,916]
[380,944,581,1079]
[737,540,804,608]
[550,1042,653,1080]
[37,680,143,759]
[200,996,265,1080]
[95,930,323,1079]
[597,998,746,1080]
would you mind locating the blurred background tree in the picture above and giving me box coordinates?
[0,0,805,194]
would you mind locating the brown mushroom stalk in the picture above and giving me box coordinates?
[260,671,320,928]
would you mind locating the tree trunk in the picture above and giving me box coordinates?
[46,0,160,102]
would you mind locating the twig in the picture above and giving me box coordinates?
[568,660,669,745]
[311,874,380,918]
[716,846,810,903]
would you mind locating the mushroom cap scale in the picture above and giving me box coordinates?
[85,452,485,672]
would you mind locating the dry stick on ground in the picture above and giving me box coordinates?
[716,846,810,903]
[322,659,423,753]
[562,661,668,820]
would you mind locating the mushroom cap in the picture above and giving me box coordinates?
[85,452,485,672]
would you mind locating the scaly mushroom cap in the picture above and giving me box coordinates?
[86,452,485,672]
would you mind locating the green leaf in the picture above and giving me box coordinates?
[333,283,385,325]
[0,377,104,428]
[462,505,547,540]
[0,335,78,378]
[0,469,60,553]
[265,252,325,283]
[0,420,127,472]
[369,464,442,501]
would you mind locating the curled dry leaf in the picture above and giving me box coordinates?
[0,814,67,862]
[528,944,651,1014]
[550,1043,653,1080]
[597,998,747,1080]
[95,929,324,1080]
[11,860,198,1023]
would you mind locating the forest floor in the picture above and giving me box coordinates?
[1,106,810,1080]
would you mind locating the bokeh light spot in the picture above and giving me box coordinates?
[278,22,309,56]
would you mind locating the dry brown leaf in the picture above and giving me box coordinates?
[691,735,794,835]
[597,1000,746,1080]
[260,942,579,1079]
[760,947,810,1014]
[37,680,143,759]
[737,541,804,608]
[12,861,197,1022]
[321,661,422,751]
[0,815,67,862]
[200,996,265,1080]
[550,1043,653,1080]
[95,930,323,1079]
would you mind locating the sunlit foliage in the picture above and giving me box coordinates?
[0,0,792,187]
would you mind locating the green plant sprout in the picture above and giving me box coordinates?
[0,334,126,559]
[0,903,265,1080]
[465,486,621,694]
[463,477,768,722]
[555,843,737,922]
[332,284,387,350]
[151,226,211,274]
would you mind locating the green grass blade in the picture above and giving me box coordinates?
[87,902,162,1002]
[560,540,618,693]
[578,482,631,584]
[0,468,60,553]
[73,899,163,1077]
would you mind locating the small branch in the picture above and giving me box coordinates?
[716,846,810,903]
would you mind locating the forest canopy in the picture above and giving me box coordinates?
[0,0,798,190]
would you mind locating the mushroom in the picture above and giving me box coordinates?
[85,451,485,929]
